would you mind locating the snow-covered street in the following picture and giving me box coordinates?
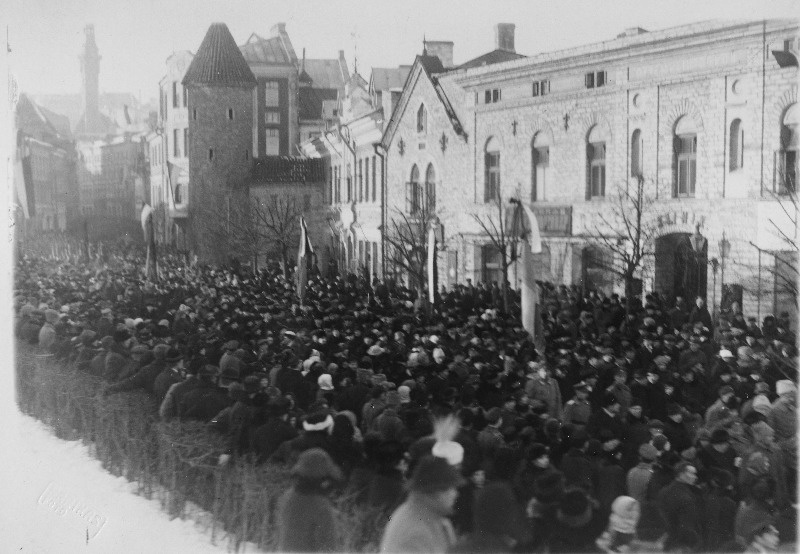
[2,412,231,553]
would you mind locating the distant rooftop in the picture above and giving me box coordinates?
[183,23,256,87]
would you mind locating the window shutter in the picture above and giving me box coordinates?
[532,82,539,97]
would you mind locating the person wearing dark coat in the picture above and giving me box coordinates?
[702,468,738,552]
[621,400,651,469]
[103,343,169,396]
[251,398,298,463]
[586,393,624,442]
[449,481,530,553]
[546,487,607,553]
[689,297,713,330]
[560,435,596,493]
[639,369,668,421]
[152,349,184,404]
[663,404,693,454]
[178,375,231,423]
[657,461,704,551]
[698,429,739,476]
[275,448,342,553]
[271,412,334,464]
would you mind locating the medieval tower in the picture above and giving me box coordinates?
[79,24,101,133]
[183,23,256,263]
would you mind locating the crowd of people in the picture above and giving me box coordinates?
[14,235,799,553]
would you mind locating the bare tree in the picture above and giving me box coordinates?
[384,191,441,309]
[251,195,302,278]
[586,175,658,309]
[471,188,520,313]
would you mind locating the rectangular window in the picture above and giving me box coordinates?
[532,80,550,97]
[407,180,422,215]
[589,142,606,198]
[485,152,500,202]
[173,129,179,157]
[183,86,188,106]
[192,108,197,120]
[183,128,188,157]
[266,128,280,156]
[228,108,234,120]
[585,71,607,89]
[358,159,363,202]
[533,146,549,201]
[481,244,503,284]
[209,149,214,161]
[676,136,697,197]
[173,82,178,107]
[265,81,280,107]
[372,155,377,202]
[485,90,492,104]
[265,111,280,124]
[778,150,797,194]
[484,89,501,104]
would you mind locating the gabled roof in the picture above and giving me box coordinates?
[381,54,467,149]
[239,34,293,65]
[299,87,339,120]
[458,48,526,70]
[37,105,73,140]
[16,94,73,143]
[303,58,349,89]
[369,66,412,93]
[183,23,256,87]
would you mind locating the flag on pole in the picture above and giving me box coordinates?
[141,202,153,241]
[141,203,158,280]
[519,204,545,351]
[427,225,436,306]
[296,217,313,302]
[14,131,34,218]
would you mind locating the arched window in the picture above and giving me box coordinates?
[485,137,500,202]
[779,104,799,194]
[631,129,643,178]
[174,184,183,204]
[729,119,744,171]
[673,116,697,197]
[407,164,421,215]
[425,163,436,212]
[417,104,427,134]
[587,125,607,199]
[532,132,550,202]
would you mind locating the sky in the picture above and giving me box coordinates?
[4,0,799,105]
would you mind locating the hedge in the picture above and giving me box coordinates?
[15,342,386,552]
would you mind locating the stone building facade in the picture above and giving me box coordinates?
[381,20,798,323]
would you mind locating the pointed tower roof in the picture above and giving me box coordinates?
[183,23,256,87]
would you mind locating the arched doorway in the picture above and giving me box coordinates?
[581,246,614,296]
[654,233,707,304]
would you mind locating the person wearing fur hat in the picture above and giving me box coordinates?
[546,487,606,552]
[275,448,342,553]
[449,481,530,553]
[705,384,739,432]
[380,454,463,553]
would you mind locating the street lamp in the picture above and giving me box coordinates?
[719,231,731,311]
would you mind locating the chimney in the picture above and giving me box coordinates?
[495,23,515,53]
[617,27,648,38]
[425,41,454,68]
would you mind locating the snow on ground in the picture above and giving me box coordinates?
[2,411,234,553]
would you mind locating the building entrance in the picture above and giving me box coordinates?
[654,233,707,304]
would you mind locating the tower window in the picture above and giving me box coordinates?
[209,149,214,161]
[228,108,234,120]
[192,108,197,120]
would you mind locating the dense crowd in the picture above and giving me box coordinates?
[14,235,799,553]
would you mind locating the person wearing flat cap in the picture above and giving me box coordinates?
[381,454,464,553]
[275,448,342,553]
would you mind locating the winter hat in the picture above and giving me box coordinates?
[776,380,797,396]
[652,434,670,452]
[638,443,658,462]
[528,443,549,461]
[473,482,528,542]
[385,390,401,407]
[647,419,665,431]
[533,471,566,505]
[752,395,773,416]
[165,348,183,363]
[430,415,464,466]
[44,309,59,324]
[397,385,411,404]
[303,412,334,432]
[153,344,170,360]
[292,448,342,481]
[317,374,334,391]
[557,488,593,528]
[609,496,640,534]
[718,385,735,398]
[407,455,465,493]
[710,429,730,444]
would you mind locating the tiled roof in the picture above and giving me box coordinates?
[239,34,293,65]
[299,87,338,120]
[458,49,526,70]
[303,58,348,89]
[370,66,412,92]
[183,23,256,87]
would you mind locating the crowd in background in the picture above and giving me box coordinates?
[14,234,799,553]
